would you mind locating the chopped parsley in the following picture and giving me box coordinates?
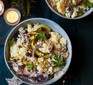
[26,63,34,68]
[53,54,65,67]
[77,8,84,15]
[8,39,15,47]
[83,0,93,7]
[37,32,46,41]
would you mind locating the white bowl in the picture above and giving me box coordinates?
[4,18,72,85]
[45,0,93,19]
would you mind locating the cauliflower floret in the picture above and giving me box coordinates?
[19,27,25,33]
[48,67,53,74]
[54,67,61,72]
[50,32,61,43]
[38,57,44,62]
[17,38,23,46]
[56,1,65,15]
[27,24,39,33]
[88,0,93,3]
[13,63,19,72]
[71,10,78,18]
[10,44,19,57]
[19,47,27,56]
[72,0,81,5]
[50,32,62,49]
[47,58,52,63]
[55,43,61,49]
[39,43,50,53]
[65,7,71,18]
[64,51,69,58]
[60,37,67,46]
[30,57,36,62]
[27,24,32,33]
[37,65,43,73]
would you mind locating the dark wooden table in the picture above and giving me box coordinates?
[0,0,93,85]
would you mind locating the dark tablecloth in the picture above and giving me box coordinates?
[0,0,93,85]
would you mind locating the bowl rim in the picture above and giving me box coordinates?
[45,0,93,20]
[4,18,72,85]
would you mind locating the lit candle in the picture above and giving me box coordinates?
[6,10,19,23]
[4,8,21,26]
[0,0,4,15]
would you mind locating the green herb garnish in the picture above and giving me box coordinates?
[83,0,93,7]
[26,63,34,68]
[9,39,15,47]
[37,32,46,41]
[53,54,65,67]
[77,8,84,15]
